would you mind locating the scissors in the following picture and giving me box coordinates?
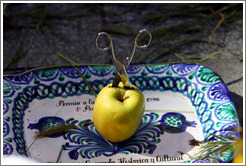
[95,29,152,88]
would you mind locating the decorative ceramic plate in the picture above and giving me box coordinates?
[3,63,240,163]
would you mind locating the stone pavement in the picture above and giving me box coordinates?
[3,3,243,126]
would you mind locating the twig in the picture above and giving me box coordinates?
[42,27,97,97]
[3,64,113,77]
[25,137,38,154]
[56,146,64,163]
[145,110,194,113]
[36,125,76,138]
[4,29,33,71]
[208,8,225,44]
[181,134,240,160]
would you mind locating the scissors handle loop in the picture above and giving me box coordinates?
[126,29,152,65]
[135,29,152,48]
[95,32,117,63]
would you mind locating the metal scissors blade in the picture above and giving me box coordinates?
[95,29,152,87]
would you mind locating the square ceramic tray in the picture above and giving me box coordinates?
[3,63,240,163]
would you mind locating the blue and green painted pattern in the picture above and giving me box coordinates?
[3,64,240,163]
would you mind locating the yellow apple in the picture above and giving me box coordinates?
[93,82,145,142]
